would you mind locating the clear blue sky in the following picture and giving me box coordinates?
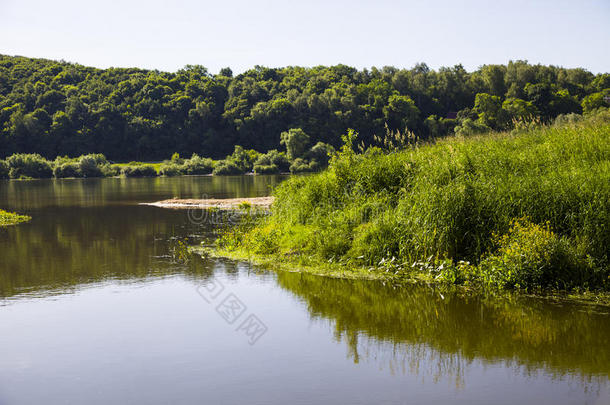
[1,0,608,74]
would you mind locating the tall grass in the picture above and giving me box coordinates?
[220,111,610,291]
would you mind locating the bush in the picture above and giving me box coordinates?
[101,164,120,177]
[0,160,8,179]
[171,152,183,164]
[6,153,53,178]
[183,154,214,175]
[255,149,291,172]
[553,113,582,126]
[159,162,183,176]
[212,161,244,175]
[214,145,259,174]
[54,163,81,178]
[78,154,105,177]
[121,165,158,177]
[306,142,335,168]
[454,118,491,136]
[254,164,279,174]
[289,158,317,173]
[477,219,598,290]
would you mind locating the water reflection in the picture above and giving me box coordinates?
[275,271,610,382]
[0,176,284,298]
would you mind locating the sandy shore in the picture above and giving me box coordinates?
[141,197,275,210]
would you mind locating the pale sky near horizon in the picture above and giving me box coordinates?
[1,0,608,74]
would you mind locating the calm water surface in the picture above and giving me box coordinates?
[0,176,609,405]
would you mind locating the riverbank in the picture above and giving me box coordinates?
[212,111,610,296]
[0,209,31,226]
[192,246,610,306]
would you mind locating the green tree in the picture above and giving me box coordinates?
[383,94,420,131]
[473,93,507,129]
[280,128,310,160]
[502,98,538,122]
[581,91,609,114]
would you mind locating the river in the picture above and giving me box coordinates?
[0,176,608,405]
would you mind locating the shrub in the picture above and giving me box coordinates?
[54,163,81,178]
[454,118,491,136]
[0,160,8,179]
[280,128,310,160]
[183,154,214,175]
[477,219,598,290]
[306,142,335,168]
[254,149,290,172]
[6,153,53,178]
[101,164,120,177]
[225,146,254,173]
[78,154,105,177]
[289,158,317,173]
[213,160,244,175]
[553,113,582,126]
[254,164,279,174]
[121,165,158,177]
[159,162,183,176]
[171,152,183,164]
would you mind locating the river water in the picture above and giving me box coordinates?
[0,176,608,405]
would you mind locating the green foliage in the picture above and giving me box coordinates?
[121,164,157,177]
[212,160,244,175]
[502,98,538,121]
[159,153,215,176]
[582,90,610,114]
[306,142,335,167]
[280,128,310,160]
[6,153,53,178]
[213,146,258,175]
[182,154,214,175]
[0,55,606,161]
[222,114,610,291]
[254,149,290,172]
[424,115,457,138]
[454,118,490,136]
[289,158,316,173]
[253,164,279,174]
[383,94,420,131]
[159,162,183,176]
[476,219,601,290]
[473,93,507,128]
[78,154,107,177]
[53,162,81,178]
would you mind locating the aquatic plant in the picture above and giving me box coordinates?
[0,209,31,226]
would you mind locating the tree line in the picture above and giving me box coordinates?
[1,54,608,161]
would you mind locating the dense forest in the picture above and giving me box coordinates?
[0,54,608,161]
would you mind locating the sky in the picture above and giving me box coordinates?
[1,0,609,74]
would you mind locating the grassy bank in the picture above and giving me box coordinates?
[0,209,31,226]
[217,111,610,294]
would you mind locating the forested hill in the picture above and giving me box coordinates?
[0,54,608,161]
